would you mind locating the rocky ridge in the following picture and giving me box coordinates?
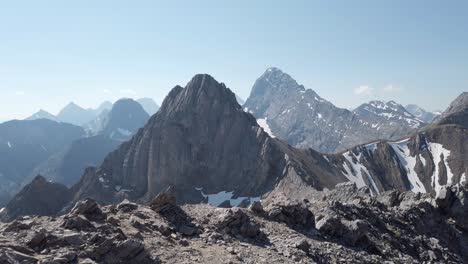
[1,182,468,263]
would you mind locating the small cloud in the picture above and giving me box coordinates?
[354,85,374,96]
[119,89,136,95]
[15,90,26,96]
[383,84,402,93]
[103,89,111,94]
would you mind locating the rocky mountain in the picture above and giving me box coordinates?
[1,182,468,263]
[137,98,160,116]
[405,104,440,123]
[244,68,425,153]
[25,109,59,122]
[68,74,347,206]
[0,119,84,206]
[57,102,97,126]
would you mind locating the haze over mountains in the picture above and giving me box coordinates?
[0,69,466,263]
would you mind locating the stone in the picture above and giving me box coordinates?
[61,215,94,231]
[150,186,177,213]
[248,201,264,214]
[70,199,106,221]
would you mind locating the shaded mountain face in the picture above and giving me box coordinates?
[0,175,71,221]
[57,102,97,126]
[244,68,424,153]
[26,109,59,122]
[434,92,468,128]
[405,104,439,123]
[137,98,160,116]
[0,119,84,206]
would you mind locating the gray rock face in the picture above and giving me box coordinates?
[244,68,425,153]
[405,104,440,123]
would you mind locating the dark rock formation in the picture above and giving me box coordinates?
[0,176,72,221]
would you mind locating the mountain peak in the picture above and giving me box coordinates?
[160,73,240,115]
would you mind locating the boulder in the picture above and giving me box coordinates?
[315,214,370,246]
[70,199,106,221]
[149,186,177,213]
[264,201,315,229]
[216,208,260,238]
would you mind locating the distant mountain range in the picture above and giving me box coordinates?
[3,73,466,222]
[26,97,159,126]
[244,67,427,153]
[0,99,151,206]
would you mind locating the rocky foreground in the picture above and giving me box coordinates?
[1,183,468,264]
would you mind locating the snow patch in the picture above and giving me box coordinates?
[341,152,380,195]
[0,207,4,213]
[257,118,275,138]
[7,142,11,148]
[195,188,261,207]
[390,140,426,193]
[428,142,454,195]
[461,173,467,184]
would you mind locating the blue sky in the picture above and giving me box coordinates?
[0,0,467,121]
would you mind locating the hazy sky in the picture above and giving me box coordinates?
[0,0,467,121]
